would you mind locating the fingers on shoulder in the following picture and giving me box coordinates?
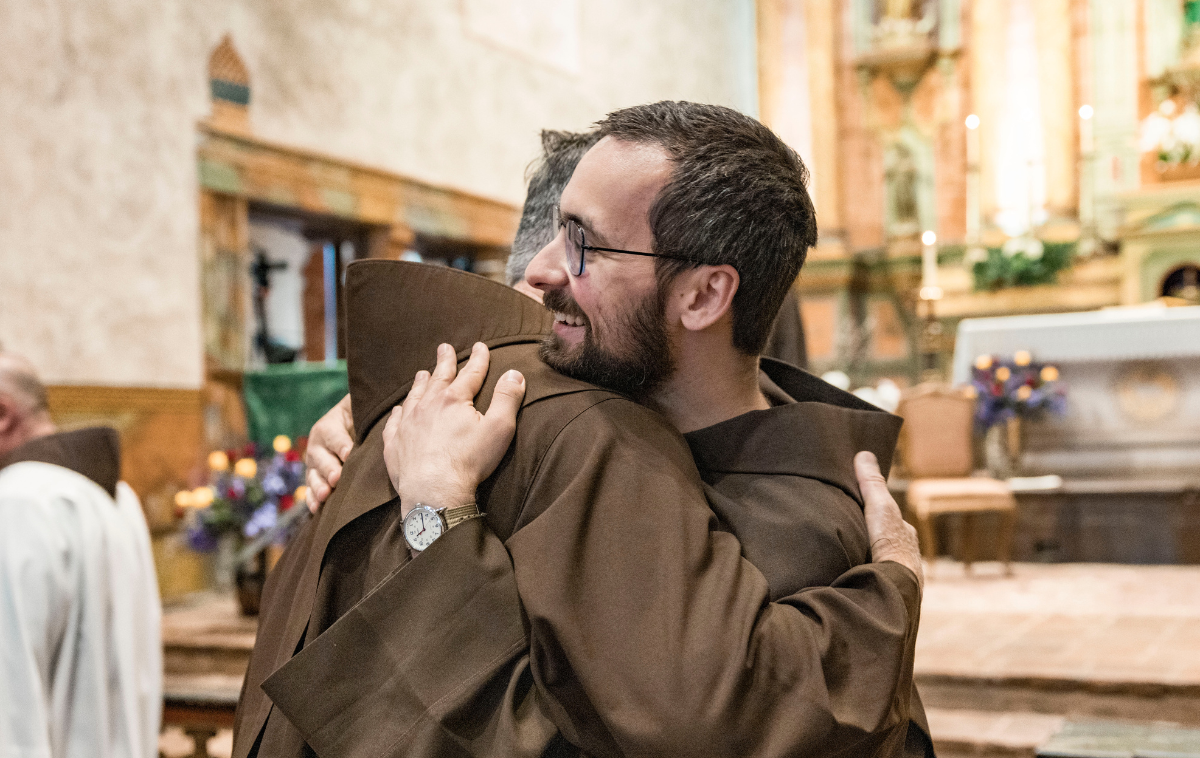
[451,342,492,398]
[854,452,889,490]
[430,343,459,384]
[484,370,525,428]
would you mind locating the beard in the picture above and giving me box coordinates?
[539,287,674,399]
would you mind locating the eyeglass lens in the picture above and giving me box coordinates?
[565,218,585,276]
[554,206,587,276]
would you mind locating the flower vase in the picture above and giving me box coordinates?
[235,550,267,616]
[985,417,1023,479]
[213,532,238,592]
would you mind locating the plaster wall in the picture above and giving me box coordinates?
[0,0,756,388]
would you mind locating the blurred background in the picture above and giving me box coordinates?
[2,1,1199,756]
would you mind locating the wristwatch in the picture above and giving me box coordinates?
[402,502,483,553]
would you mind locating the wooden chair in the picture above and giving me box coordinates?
[897,384,1017,574]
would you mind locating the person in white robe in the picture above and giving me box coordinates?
[0,352,162,758]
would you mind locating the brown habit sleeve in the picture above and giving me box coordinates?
[505,397,919,757]
[267,395,919,758]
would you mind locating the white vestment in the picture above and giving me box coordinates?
[0,462,162,758]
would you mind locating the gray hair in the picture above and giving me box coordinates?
[0,352,48,414]
[506,129,602,285]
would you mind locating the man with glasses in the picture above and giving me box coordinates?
[237,105,931,758]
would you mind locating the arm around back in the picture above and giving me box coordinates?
[506,397,920,757]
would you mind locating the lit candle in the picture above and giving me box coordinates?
[1078,104,1094,155]
[920,230,942,300]
[965,114,981,249]
[966,113,980,165]
[1078,104,1095,254]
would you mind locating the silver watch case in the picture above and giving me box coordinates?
[402,503,447,553]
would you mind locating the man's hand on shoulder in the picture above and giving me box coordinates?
[304,393,355,513]
[856,451,924,591]
[383,342,525,518]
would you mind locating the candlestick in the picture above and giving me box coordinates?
[1078,104,1095,257]
[965,114,982,255]
[920,230,942,300]
[1078,104,1094,154]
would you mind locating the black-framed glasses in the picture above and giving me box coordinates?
[555,206,701,276]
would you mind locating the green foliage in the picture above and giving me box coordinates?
[972,242,1075,291]
[1186,0,1200,26]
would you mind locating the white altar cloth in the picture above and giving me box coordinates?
[951,305,1200,384]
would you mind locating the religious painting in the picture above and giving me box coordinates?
[885,142,920,235]
[884,127,936,238]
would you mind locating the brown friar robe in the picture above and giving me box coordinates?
[233,260,929,758]
[0,427,122,497]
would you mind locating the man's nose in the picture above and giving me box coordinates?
[524,229,569,292]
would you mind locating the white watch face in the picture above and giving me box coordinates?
[404,506,444,552]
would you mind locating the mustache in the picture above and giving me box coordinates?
[542,289,589,325]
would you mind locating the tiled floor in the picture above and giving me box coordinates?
[916,560,1200,685]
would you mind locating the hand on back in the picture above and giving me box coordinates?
[856,451,924,591]
[383,342,526,517]
[304,351,923,596]
[304,394,354,513]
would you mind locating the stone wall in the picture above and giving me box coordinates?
[0,0,757,389]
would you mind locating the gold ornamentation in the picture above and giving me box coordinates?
[1115,364,1180,423]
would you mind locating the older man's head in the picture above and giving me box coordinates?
[0,352,55,458]
[507,130,601,299]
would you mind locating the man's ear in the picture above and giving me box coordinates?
[674,264,739,333]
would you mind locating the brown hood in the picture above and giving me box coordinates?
[346,259,902,501]
[685,358,903,505]
[345,260,553,443]
[0,427,121,498]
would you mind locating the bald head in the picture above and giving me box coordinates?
[0,352,54,458]
[0,353,47,410]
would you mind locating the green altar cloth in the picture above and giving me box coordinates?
[242,361,348,447]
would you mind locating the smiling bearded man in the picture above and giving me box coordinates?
[538,284,673,397]
[237,104,932,758]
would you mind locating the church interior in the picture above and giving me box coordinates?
[3,0,1199,756]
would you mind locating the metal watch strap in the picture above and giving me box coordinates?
[443,503,484,529]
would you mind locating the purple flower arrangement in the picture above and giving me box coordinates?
[970,352,1067,430]
[176,436,307,553]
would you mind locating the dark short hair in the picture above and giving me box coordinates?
[506,130,602,285]
[596,101,818,355]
